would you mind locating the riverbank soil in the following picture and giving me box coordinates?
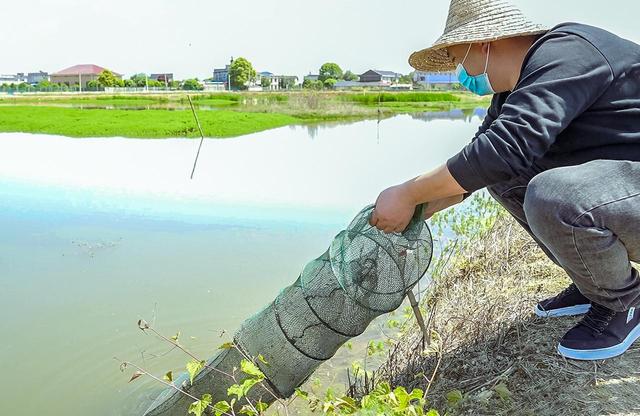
[362,216,640,416]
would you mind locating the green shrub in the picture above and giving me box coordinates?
[346,92,461,104]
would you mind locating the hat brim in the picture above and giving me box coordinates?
[409,23,549,72]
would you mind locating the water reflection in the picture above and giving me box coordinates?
[411,107,487,123]
[302,108,487,140]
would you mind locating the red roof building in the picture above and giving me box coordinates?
[51,64,122,87]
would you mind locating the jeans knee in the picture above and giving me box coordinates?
[523,168,575,235]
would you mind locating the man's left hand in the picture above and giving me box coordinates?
[369,184,417,234]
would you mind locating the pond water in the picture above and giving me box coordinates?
[0,109,485,416]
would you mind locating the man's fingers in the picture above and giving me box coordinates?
[370,211,408,234]
[369,210,379,227]
[383,224,401,234]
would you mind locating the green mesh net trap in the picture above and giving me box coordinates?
[143,204,433,415]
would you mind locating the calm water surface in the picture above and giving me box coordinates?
[0,110,485,415]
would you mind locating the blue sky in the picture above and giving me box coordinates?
[2,0,638,80]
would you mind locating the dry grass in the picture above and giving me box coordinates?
[351,216,640,416]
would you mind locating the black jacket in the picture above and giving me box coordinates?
[447,22,640,194]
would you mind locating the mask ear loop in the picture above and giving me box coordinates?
[484,43,491,74]
[461,43,473,66]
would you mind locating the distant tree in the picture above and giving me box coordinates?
[302,79,324,90]
[123,79,135,88]
[97,70,119,87]
[261,77,272,88]
[86,80,101,91]
[147,79,163,88]
[229,57,257,90]
[130,73,148,88]
[399,73,414,84]
[281,77,296,89]
[169,80,180,89]
[319,63,343,82]
[36,80,52,90]
[182,78,204,91]
[342,70,359,81]
[323,78,337,89]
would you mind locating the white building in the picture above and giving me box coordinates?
[0,73,27,84]
[257,71,298,90]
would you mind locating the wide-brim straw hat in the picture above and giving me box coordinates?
[409,0,549,72]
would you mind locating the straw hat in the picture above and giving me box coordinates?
[409,0,549,72]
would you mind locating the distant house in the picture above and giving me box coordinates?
[150,73,173,84]
[0,73,26,84]
[51,64,121,87]
[203,81,226,91]
[213,58,235,89]
[359,70,401,84]
[258,71,277,88]
[413,71,458,89]
[258,71,298,90]
[213,66,230,84]
[303,73,319,82]
[27,71,49,85]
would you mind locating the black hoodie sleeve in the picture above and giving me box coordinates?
[446,33,614,193]
[460,94,501,201]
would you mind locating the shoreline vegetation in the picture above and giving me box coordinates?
[262,196,639,415]
[0,91,490,139]
[339,196,640,416]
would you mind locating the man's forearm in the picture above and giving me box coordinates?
[401,164,468,205]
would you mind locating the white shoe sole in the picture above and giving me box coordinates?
[534,303,591,318]
[557,321,640,361]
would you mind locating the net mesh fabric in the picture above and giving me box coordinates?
[143,204,433,415]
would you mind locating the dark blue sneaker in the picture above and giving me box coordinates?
[558,303,640,360]
[535,283,591,318]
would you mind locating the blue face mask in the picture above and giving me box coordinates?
[455,43,495,96]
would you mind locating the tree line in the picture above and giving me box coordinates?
[0,70,207,92]
[1,59,415,93]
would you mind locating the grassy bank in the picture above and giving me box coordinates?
[0,91,490,138]
[0,106,301,138]
[343,196,640,415]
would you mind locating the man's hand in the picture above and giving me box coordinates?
[369,184,417,234]
[369,164,468,233]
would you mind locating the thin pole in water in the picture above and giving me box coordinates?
[187,95,206,179]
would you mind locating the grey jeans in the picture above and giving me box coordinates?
[487,160,640,312]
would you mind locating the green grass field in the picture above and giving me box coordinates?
[0,106,300,138]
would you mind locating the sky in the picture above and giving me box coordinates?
[2,0,639,80]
